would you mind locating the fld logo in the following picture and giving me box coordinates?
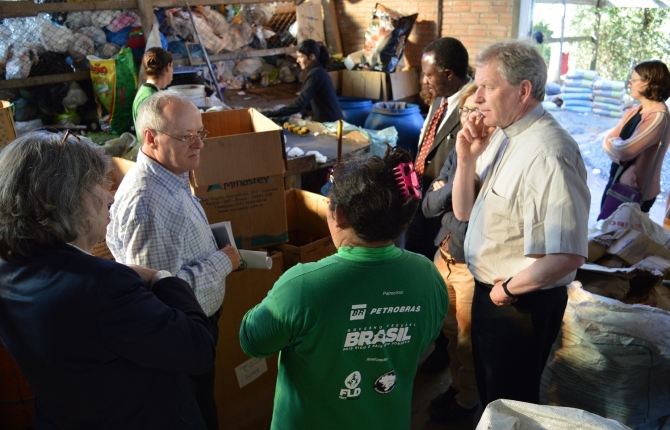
[339,371,362,400]
[350,304,367,321]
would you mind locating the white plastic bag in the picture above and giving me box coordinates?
[68,33,95,62]
[541,283,670,429]
[63,82,88,110]
[38,14,74,53]
[100,132,137,158]
[223,22,254,51]
[145,22,163,51]
[593,202,670,248]
[91,10,120,28]
[234,57,262,78]
[201,6,229,37]
[6,46,33,80]
[77,27,107,47]
[477,399,632,430]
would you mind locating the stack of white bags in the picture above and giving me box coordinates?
[591,79,627,118]
[561,70,596,114]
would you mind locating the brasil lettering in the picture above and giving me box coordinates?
[344,327,412,349]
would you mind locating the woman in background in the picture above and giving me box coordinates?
[601,60,670,213]
[264,39,343,123]
[422,83,481,424]
[133,47,173,139]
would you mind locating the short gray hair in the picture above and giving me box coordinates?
[135,90,195,144]
[476,39,547,102]
[0,131,110,261]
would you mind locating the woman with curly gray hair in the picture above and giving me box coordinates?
[0,130,214,429]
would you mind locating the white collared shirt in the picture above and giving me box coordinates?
[464,104,590,287]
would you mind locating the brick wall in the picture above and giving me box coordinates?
[333,0,516,69]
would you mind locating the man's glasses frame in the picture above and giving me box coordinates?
[153,129,209,144]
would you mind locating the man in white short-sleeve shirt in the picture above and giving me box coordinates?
[451,39,589,407]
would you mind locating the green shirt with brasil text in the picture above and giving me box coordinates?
[240,245,448,430]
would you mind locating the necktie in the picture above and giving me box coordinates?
[415,98,448,186]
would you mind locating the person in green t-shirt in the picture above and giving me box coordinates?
[133,48,173,142]
[240,147,449,430]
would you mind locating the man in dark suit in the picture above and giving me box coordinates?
[406,37,471,261]
[406,37,471,374]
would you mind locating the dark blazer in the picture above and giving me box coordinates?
[268,63,344,123]
[422,148,468,262]
[418,97,463,197]
[0,243,215,430]
[405,98,463,260]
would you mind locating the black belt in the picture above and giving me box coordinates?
[474,279,493,290]
[475,279,567,295]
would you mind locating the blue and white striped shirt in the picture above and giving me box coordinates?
[107,150,232,316]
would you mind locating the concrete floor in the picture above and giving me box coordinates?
[411,345,475,430]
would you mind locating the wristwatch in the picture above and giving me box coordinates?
[150,270,172,290]
[501,276,517,299]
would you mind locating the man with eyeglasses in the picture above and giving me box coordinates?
[107,90,239,430]
[405,37,471,387]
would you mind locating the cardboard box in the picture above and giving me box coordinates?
[275,189,336,269]
[195,109,287,249]
[342,69,419,101]
[92,157,136,260]
[328,70,343,94]
[606,229,670,266]
[0,100,17,147]
[215,252,283,430]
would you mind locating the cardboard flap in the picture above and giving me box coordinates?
[286,189,331,237]
[343,71,382,100]
[250,108,283,134]
[194,134,284,186]
[390,69,419,100]
[202,109,254,137]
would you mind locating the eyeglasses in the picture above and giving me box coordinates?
[459,106,480,117]
[628,78,645,84]
[154,129,209,144]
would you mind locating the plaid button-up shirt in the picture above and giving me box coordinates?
[107,150,232,316]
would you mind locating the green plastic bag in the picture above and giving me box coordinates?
[87,48,138,134]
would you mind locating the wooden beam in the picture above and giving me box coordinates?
[136,0,156,43]
[0,0,137,19]
[534,0,598,4]
[285,154,317,176]
[173,46,297,66]
[151,0,267,7]
[321,0,342,54]
[0,71,91,90]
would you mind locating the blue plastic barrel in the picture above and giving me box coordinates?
[337,97,372,127]
[364,103,424,155]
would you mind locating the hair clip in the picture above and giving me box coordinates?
[393,162,421,200]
